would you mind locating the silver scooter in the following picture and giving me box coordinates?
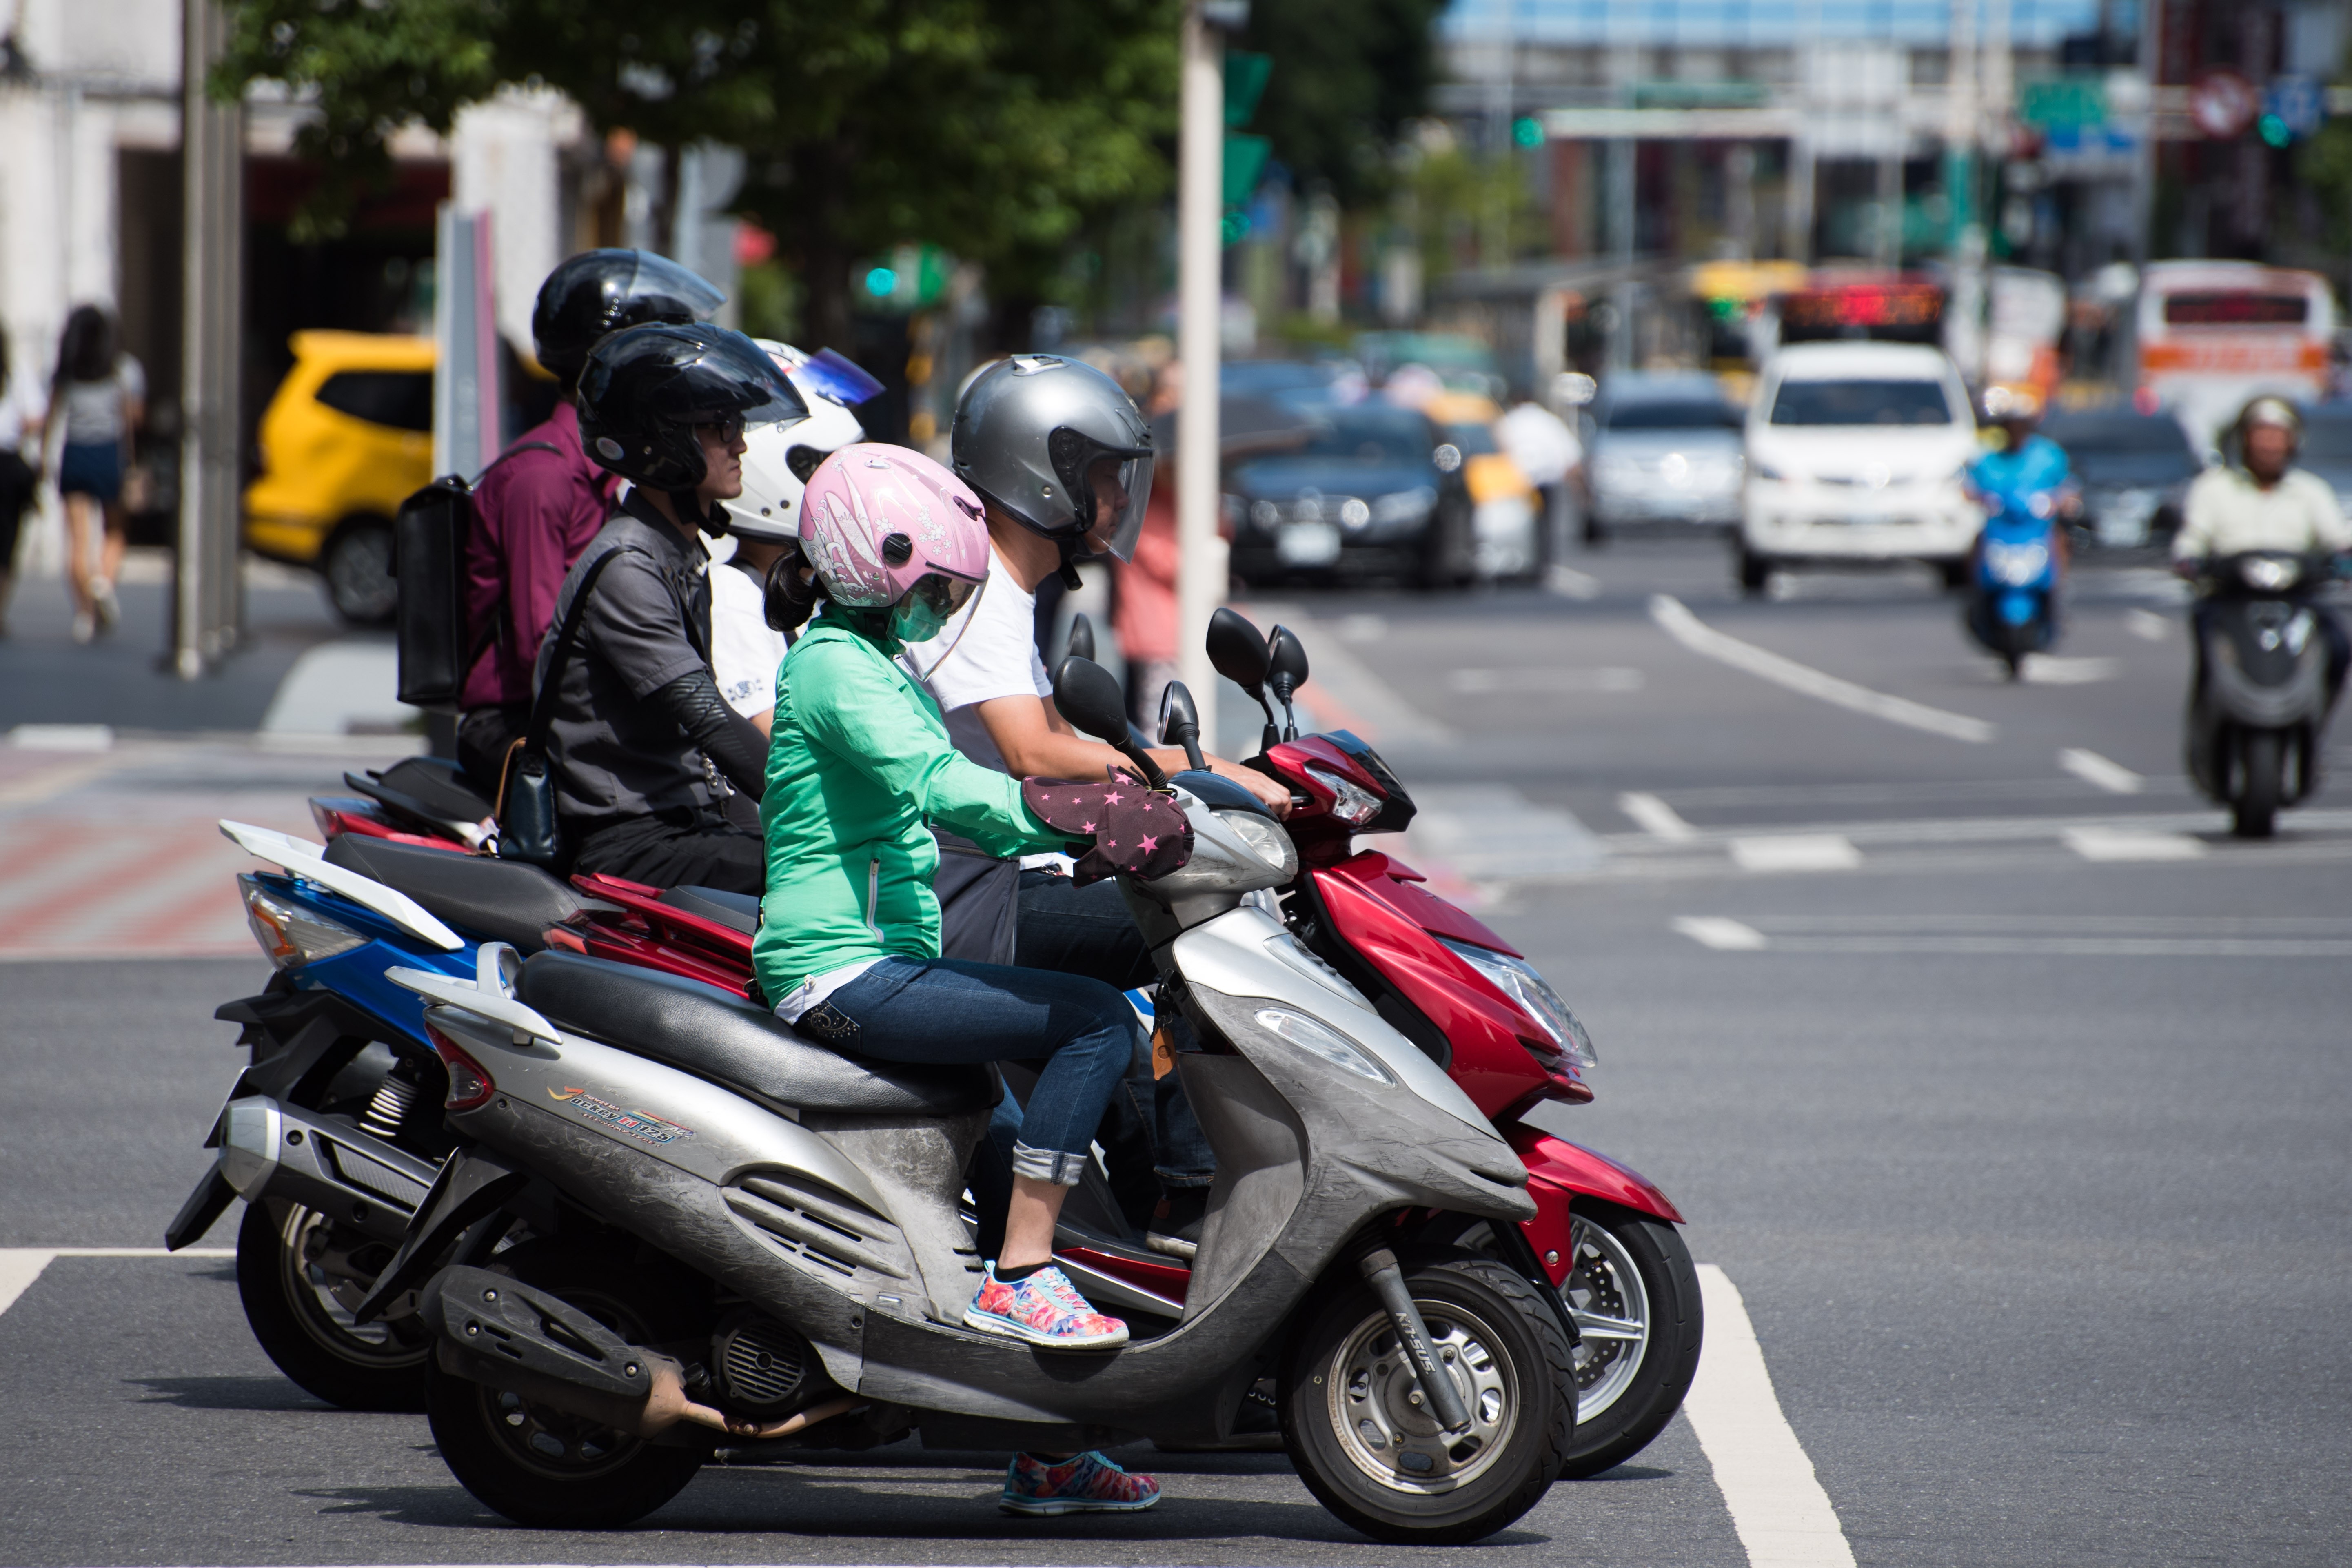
[351,663,1575,1544]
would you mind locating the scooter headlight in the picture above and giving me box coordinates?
[1215,810,1298,878]
[1254,1008,1394,1085]
[1438,938,1598,1069]
[2240,556,2302,591]
[1303,762,1382,827]
[1984,539,2050,587]
[240,875,366,970]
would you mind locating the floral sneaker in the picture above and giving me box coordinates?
[963,1262,1130,1350]
[1000,1449,1161,1516]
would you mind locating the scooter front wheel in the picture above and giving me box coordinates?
[237,1198,431,1411]
[1282,1252,1575,1544]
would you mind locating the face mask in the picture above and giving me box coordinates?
[890,596,950,645]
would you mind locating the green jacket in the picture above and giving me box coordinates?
[754,610,1065,999]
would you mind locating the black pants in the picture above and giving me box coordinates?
[570,810,764,894]
[457,704,530,801]
[0,450,34,577]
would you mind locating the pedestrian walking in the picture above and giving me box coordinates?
[45,305,144,643]
[0,328,44,638]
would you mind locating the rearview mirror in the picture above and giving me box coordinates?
[1063,612,1096,666]
[1052,655,1169,788]
[1207,606,1271,695]
[1158,681,1208,773]
[1266,624,1309,741]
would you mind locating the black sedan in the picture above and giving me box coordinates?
[2042,409,2206,549]
[1223,404,1473,588]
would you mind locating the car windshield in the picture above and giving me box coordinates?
[2045,415,2201,483]
[1605,399,1742,432]
[1298,410,1432,464]
[1441,423,1499,455]
[1769,378,1954,427]
[1224,362,1339,396]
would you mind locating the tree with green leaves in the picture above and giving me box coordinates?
[1239,0,1445,204]
[218,0,1180,347]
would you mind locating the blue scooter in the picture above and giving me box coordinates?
[1966,482,2067,680]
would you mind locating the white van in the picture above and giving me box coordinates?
[1737,342,1981,594]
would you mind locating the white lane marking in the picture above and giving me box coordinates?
[0,1248,235,1318]
[2017,655,2119,685]
[1236,601,1456,745]
[1621,791,1698,842]
[1545,563,1602,599]
[2126,608,2171,641]
[1730,835,1862,872]
[1650,595,1995,743]
[7,723,115,751]
[1686,1265,1858,1568]
[1407,785,1609,878]
[1335,612,1388,643]
[2064,826,2207,862]
[260,640,418,735]
[1673,916,1770,950]
[1450,666,1644,695]
[2059,748,2145,795]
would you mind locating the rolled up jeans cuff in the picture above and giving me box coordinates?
[1011,1141,1092,1186]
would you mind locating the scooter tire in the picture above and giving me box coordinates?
[1556,1203,1704,1479]
[236,1198,430,1412]
[1281,1251,1575,1544]
[2233,730,2281,839]
[424,1239,705,1529]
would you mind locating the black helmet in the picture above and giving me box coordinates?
[531,250,726,382]
[577,324,810,494]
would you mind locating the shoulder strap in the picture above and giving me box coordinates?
[522,546,634,757]
[468,440,561,489]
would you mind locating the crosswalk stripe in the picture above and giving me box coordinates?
[2059,747,2145,794]
[0,1248,238,1318]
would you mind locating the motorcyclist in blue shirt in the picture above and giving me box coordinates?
[1966,385,2074,506]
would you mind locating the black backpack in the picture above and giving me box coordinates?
[391,443,558,709]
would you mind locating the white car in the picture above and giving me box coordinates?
[1737,342,1982,594]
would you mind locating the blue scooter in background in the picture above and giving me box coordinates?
[1965,481,2069,680]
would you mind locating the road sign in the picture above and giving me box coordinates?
[2265,75,2325,140]
[2189,70,2259,140]
[2019,76,2106,131]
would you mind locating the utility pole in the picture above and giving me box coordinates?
[1946,0,1987,380]
[175,0,243,678]
[1176,2,1243,743]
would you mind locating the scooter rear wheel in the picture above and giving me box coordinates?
[425,1239,705,1528]
[1282,1252,1575,1544]
[2233,730,2282,838]
[237,1198,430,1412]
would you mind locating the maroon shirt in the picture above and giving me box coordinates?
[459,403,620,710]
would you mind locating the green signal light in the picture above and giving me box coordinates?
[1222,210,1252,245]
[2257,113,2291,148]
[1512,115,1544,148]
[865,266,898,297]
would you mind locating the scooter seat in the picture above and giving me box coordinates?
[323,835,582,954]
[515,951,999,1118]
[659,884,760,935]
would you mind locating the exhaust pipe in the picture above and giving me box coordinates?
[421,1267,859,1441]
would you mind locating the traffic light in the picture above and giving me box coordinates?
[1222,49,1274,246]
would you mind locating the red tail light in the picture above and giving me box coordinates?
[425,1022,497,1111]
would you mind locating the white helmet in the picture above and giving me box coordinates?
[719,341,882,542]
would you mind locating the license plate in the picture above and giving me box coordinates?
[1276,521,1342,566]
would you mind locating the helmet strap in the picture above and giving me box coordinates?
[1056,539,1084,593]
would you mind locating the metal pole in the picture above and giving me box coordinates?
[1175,2,1224,743]
[176,0,244,678]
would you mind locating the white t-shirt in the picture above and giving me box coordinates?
[709,561,788,718]
[58,355,144,446]
[899,549,1053,772]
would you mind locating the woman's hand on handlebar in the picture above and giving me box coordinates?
[1203,754,1294,818]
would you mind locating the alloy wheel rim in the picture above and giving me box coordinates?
[1562,1215,1651,1422]
[280,1204,428,1366]
[1327,1298,1519,1493]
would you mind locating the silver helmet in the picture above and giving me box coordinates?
[950,354,1154,563]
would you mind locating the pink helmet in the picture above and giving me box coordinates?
[797,443,991,610]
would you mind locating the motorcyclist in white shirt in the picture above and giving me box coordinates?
[2175,397,2352,701]
[705,343,881,734]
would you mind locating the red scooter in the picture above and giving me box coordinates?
[311,625,1700,1478]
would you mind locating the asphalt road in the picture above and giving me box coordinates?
[2,537,2347,1566]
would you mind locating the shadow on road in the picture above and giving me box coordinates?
[128,1374,334,1411]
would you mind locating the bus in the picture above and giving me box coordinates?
[2136,262,2334,447]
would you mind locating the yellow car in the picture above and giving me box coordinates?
[1423,390,1541,579]
[244,331,435,624]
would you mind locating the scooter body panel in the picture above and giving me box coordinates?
[1508,1127,1685,1286]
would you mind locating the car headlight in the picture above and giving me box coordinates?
[240,876,367,970]
[1371,486,1436,525]
[1303,762,1382,827]
[1250,498,1282,529]
[1255,1007,1394,1084]
[1437,937,1597,1069]
[1750,459,1788,483]
[1215,809,1298,878]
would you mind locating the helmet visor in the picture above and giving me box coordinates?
[1050,427,1154,562]
[796,348,888,408]
[617,251,728,327]
[693,329,811,429]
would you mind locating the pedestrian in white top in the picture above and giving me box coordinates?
[44,305,144,644]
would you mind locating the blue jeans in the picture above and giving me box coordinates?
[1016,871,1216,1188]
[812,955,1138,1184]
